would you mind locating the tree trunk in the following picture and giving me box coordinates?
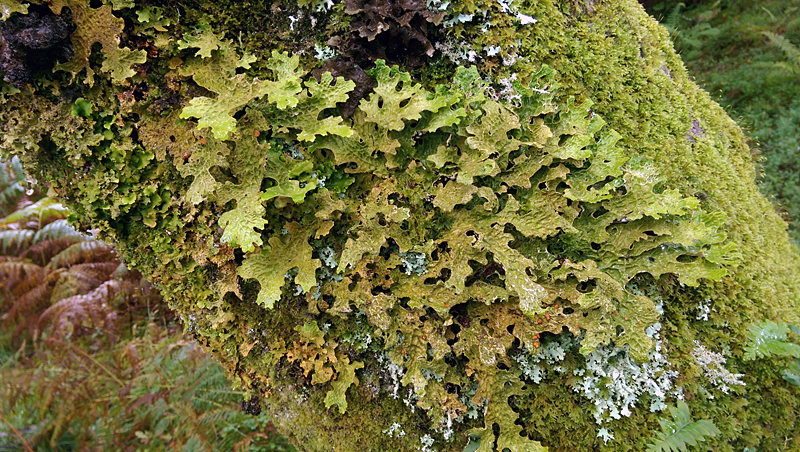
[2,0,799,450]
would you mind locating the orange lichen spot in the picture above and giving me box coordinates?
[200,137,207,145]
[444,303,450,307]
[545,314,550,321]
[254,129,261,137]
[637,320,642,324]
[536,318,543,324]
[533,341,540,348]
[554,303,560,309]
[421,334,427,340]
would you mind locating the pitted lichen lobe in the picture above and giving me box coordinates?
[2,0,800,451]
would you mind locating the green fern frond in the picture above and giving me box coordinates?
[761,31,800,72]
[32,219,87,245]
[783,357,800,388]
[744,320,800,361]
[0,156,27,218]
[664,2,687,31]
[751,61,800,75]
[0,155,25,189]
[0,198,68,230]
[0,229,35,255]
[0,181,25,215]
[646,400,720,452]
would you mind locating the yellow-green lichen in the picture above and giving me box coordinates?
[1,0,799,451]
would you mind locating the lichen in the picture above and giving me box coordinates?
[1,0,800,450]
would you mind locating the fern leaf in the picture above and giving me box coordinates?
[0,181,25,216]
[49,262,122,302]
[0,260,44,296]
[0,229,35,255]
[39,279,132,338]
[646,401,720,452]
[32,219,87,244]
[783,359,800,387]
[0,198,68,230]
[744,320,800,361]
[0,156,27,218]
[47,240,116,270]
[665,3,686,29]
[21,236,89,267]
[761,32,800,72]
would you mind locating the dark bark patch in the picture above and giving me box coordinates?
[312,58,375,117]
[334,0,444,70]
[0,6,75,87]
[241,393,262,415]
[687,119,705,143]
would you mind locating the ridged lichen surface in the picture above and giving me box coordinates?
[1,0,799,450]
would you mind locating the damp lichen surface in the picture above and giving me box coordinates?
[2,0,800,450]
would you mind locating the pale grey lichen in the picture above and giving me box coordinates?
[426,0,450,12]
[597,427,614,445]
[692,341,746,393]
[383,422,406,438]
[419,434,436,452]
[572,323,677,423]
[400,251,428,275]
[517,12,536,24]
[318,246,338,268]
[378,353,406,399]
[456,382,484,421]
[513,331,579,384]
[696,299,712,321]
[485,45,502,56]
[314,44,337,60]
[435,37,479,64]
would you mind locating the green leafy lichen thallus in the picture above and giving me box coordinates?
[2,0,800,450]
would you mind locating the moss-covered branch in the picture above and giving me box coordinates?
[1,0,799,450]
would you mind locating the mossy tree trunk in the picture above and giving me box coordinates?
[1,0,799,450]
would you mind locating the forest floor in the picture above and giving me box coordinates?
[647,0,800,243]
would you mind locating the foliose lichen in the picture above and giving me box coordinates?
[1,0,800,450]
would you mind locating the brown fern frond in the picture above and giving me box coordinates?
[0,229,35,255]
[3,269,65,343]
[21,236,89,267]
[39,279,134,340]
[49,262,122,302]
[3,262,120,343]
[0,260,44,299]
[46,240,115,271]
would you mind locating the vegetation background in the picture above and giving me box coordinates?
[0,156,297,451]
[0,0,798,450]
[648,0,800,243]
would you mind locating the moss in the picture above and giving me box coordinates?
[1,0,799,450]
